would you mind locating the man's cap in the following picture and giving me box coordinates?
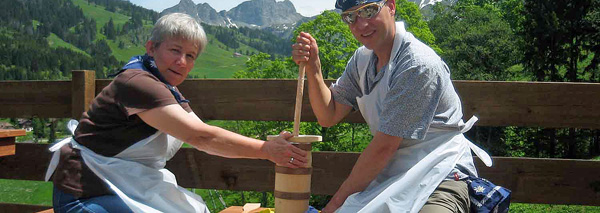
[335,0,382,12]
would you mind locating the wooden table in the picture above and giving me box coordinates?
[0,129,26,157]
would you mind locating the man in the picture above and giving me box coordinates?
[291,0,492,212]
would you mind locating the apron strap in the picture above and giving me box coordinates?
[460,116,478,134]
[460,116,493,167]
[45,120,79,181]
[468,141,493,167]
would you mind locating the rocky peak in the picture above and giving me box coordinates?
[160,0,305,28]
[225,0,304,27]
[160,0,200,20]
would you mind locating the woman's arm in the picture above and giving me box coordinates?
[138,104,308,168]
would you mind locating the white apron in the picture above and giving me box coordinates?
[336,22,492,213]
[45,119,210,213]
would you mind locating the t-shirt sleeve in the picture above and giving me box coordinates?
[114,72,180,116]
[378,63,444,140]
[329,53,363,110]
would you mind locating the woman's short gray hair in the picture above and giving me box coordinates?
[150,13,208,55]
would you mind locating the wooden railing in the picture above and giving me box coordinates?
[1,70,600,212]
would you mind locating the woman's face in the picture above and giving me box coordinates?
[145,38,199,86]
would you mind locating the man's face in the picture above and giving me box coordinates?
[346,0,396,52]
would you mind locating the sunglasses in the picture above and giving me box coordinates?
[341,0,388,25]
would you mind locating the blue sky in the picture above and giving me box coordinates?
[127,0,335,17]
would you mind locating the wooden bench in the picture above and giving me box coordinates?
[0,71,599,212]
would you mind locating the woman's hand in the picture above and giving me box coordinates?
[262,131,309,168]
[292,32,321,74]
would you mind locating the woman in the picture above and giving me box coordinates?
[45,13,308,212]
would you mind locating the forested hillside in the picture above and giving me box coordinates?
[0,0,293,80]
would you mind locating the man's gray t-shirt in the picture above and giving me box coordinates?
[330,31,464,141]
[330,28,474,179]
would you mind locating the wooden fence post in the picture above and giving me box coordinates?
[71,70,95,120]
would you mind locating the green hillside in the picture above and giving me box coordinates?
[72,0,132,31]
[71,0,253,78]
[192,35,249,78]
[47,33,90,57]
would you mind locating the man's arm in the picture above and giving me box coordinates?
[293,32,353,127]
[322,132,403,212]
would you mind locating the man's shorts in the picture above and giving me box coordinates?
[420,179,470,213]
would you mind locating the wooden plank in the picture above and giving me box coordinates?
[71,70,95,119]
[0,203,52,213]
[177,80,600,129]
[0,143,51,181]
[0,81,71,118]
[0,130,24,157]
[169,149,600,206]
[94,79,112,96]
[474,157,600,206]
[0,129,26,138]
[1,144,599,205]
[0,137,16,157]
[1,79,600,128]
[454,81,600,129]
[177,79,367,123]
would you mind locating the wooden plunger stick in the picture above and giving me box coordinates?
[293,63,306,136]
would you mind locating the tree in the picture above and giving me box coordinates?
[294,11,360,79]
[395,0,441,53]
[521,0,600,159]
[32,118,47,143]
[232,53,295,79]
[429,2,522,80]
[522,0,599,82]
[104,18,116,40]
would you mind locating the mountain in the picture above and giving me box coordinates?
[226,0,304,27]
[161,0,229,26]
[161,0,304,28]
[415,0,458,18]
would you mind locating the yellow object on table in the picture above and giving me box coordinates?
[219,206,272,213]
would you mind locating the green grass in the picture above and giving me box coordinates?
[0,179,52,206]
[510,203,600,212]
[47,33,90,56]
[106,37,146,62]
[72,0,131,32]
[32,20,40,30]
[191,37,249,78]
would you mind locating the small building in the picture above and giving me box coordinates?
[0,122,14,129]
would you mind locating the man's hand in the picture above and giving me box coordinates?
[292,32,321,74]
[322,197,344,213]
